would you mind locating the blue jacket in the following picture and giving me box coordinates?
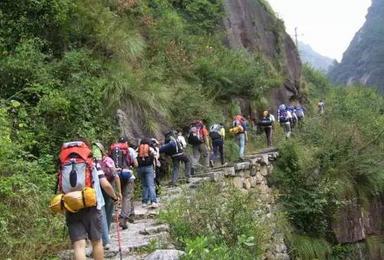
[159,139,183,157]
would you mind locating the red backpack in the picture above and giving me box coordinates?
[109,142,131,168]
[57,141,94,194]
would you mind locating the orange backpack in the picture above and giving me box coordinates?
[137,144,153,167]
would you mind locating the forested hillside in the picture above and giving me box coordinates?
[328,0,384,91]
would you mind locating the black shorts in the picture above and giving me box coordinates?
[66,206,102,242]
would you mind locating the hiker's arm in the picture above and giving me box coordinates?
[100,177,118,201]
[114,174,122,200]
[132,158,138,168]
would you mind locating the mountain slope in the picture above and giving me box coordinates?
[298,42,334,72]
[328,0,384,90]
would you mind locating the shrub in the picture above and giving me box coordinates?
[160,182,270,258]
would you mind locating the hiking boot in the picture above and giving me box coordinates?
[142,203,147,208]
[119,219,128,230]
[104,243,111,250]
[209,160,214,167]
[186,177,190,183]
[127,216,135,223]
[86,248,93,257]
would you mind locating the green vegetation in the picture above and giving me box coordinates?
[271,65,384,259]
[160,182,270,259]
[0,0,285,258]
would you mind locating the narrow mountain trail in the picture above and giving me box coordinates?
[59,149,289,260]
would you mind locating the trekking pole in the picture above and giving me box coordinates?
[115,209,123,260]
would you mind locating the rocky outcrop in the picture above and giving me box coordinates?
[328,0,384,92]
[223,0,302,106]
[332,195,384,250]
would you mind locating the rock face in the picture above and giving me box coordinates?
[328,0,384,92]
[223,0,302,106]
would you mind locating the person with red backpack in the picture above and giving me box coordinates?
[232,114,248,160]
[187,120,210,174]
[109,137,138,229]
[92,142,122,250]
[137,138,159,208]
[54,141,119,260]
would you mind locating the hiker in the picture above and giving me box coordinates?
[187,120,210,174]
[209,123,226,167]
[160,131,191,186]
[258,111,275,147]
[277,104,292,138]
[137,138,159,208]
[287,104,298,129]
[318,100,325,114]
[230,114,248,160]
[54,141,119,260]
[176,129,187,150]
[295,105,305,127]
[150,138,162,195]
[92,142,122,250]
[110,137,138,229]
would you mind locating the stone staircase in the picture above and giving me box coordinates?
[59,149,290,260]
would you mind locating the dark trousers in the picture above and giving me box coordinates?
[264,126,273,147]
[172,154,191,185]
[212,139,224,165]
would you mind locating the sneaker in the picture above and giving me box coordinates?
[150,202,159,209]
[119,219,128,230]
[104,243,111,250]
[209,160,214,167]
[142,203,147,208]
[85,247,93,257]
[127,216,135,223]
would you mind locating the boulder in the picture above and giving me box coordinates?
[243,178,251,190]
[234,161,251,171]
[224,167,236,177]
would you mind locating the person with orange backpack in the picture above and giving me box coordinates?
[137,138,159,208]
[231,114,248,160]
[52,141,119,260]
[109,137,138,229]
[187,120,210,174]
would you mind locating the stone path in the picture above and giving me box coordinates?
[59,149,290,260]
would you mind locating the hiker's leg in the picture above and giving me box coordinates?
[73,239,86,260]
[104,194,114,232]
[91,239,104,260]
[192,144,200,167]
[266,127,272,146]
[145,165,157,203]
[286,122,291,138]
[181,154,191,178]
[172,158,180,185]
[239,133,245,159]
[100,206,110,246]
[200,143,209,167]
[139,167,148,204]
[212,141,219,163]
[127,180,135,218]
[218,140,224,165]
[120,181,129,219]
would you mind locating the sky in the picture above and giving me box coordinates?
[267,0,371,61]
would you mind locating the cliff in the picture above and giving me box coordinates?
[328,0,384,91]
[223,0,302,107]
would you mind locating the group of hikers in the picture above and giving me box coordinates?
[50,101,325,259]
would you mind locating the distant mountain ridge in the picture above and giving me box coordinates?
[298,41,334,72]
[328,0,384,91]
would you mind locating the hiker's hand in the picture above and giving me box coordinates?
[117,192,122,201]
